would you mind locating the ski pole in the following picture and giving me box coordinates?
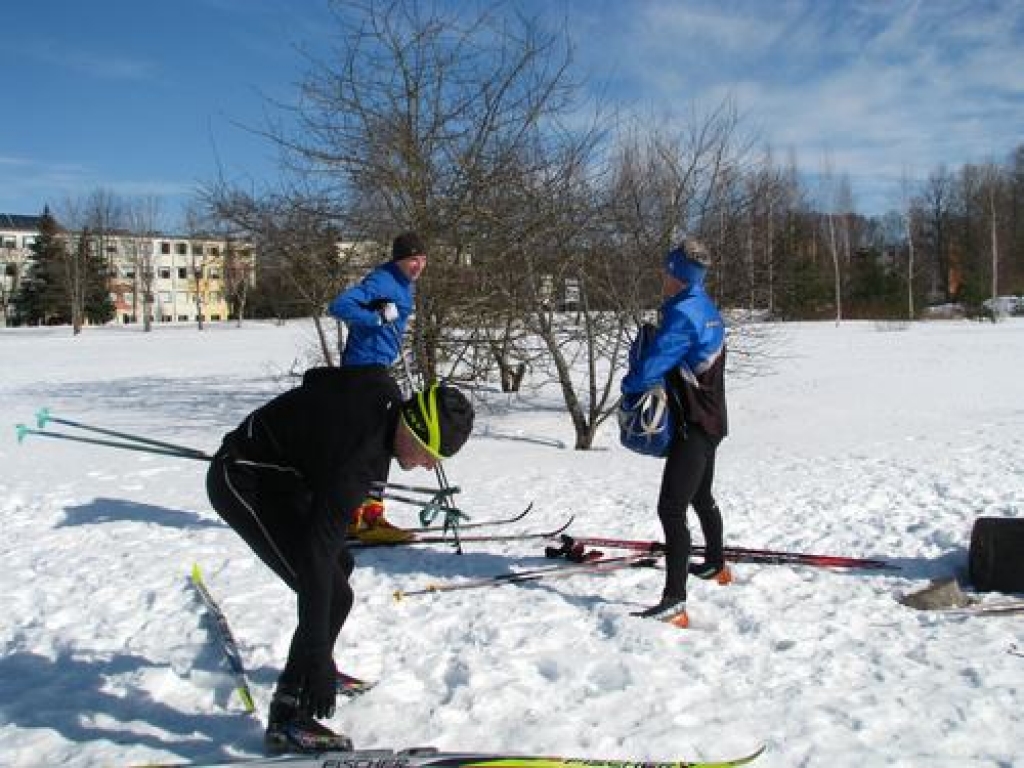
[16,424,213,460]
[34,408,210,459]
[397,338,465,550]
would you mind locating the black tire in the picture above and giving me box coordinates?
[969,517,1024,592]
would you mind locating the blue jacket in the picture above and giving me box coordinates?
[328,261,414,367]
[621,268,727,437]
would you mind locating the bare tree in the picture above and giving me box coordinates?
[123,196,163,332]
[818,153,844,326]
[202,184,354,362]
[268,0,591,380]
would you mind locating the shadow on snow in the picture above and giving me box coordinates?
[58,497,224,530]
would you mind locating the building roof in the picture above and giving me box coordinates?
[0,214,44,230]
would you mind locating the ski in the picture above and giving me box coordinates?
[425,502,534,532]
[347,505,536,546]
[190,564,256,714]
[934,599,1024,617]
[394,552,660,599]
[138,744,766,767]
[353,516,574,549]
[553,534,895,570]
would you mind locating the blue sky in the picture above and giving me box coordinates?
[2,0,1023,229]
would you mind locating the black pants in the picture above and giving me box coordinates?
[657,425,724,601]
[206,454,354,685]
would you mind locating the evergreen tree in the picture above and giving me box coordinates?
[13,207,69,325]
[83,231,115,325]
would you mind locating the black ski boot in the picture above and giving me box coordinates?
[688,560,733,584]
[630,594,690,628]
[264,685,353,755]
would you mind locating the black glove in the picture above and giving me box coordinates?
[367,298,399,324]
[300,654,337,720]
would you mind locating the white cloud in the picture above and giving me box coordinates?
[562,0,1024,212]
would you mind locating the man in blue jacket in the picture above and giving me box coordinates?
[328,231,427,541]
[621,237,729,628]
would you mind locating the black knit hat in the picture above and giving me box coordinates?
[392,231,425,261]
[400,383,474,459]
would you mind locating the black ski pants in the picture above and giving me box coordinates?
[206,453,354,684]
[657,425,724,601]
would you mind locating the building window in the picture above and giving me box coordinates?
[192,244,204,256]
[175,243,187,255]
[159,267,171,279]
[1,237,15,249]
[161,242,171,254]
[178,267,188,279]
[159,291,172,303]
[208,268,220,279]
[4,263,15,276]
[178,314,189,322]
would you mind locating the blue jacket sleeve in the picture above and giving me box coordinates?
[328,271,390,328]
[621,308,698,394]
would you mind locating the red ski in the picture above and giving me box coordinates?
[552,534,896,570]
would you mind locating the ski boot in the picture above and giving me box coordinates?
[631,595,690,628]
[348,498,413,544]
[689,560,733,585]
[264,685,353,755]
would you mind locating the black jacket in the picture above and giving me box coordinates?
[221,366,402,653]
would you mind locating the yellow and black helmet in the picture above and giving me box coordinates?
[400,383,474,460]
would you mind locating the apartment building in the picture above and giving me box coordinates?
[0,214,40,325]
[105,233,253,325]
[0,213,254,326]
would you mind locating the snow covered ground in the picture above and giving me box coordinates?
[1,318,1022,768]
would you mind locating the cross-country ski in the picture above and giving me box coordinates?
[137,745,766,768]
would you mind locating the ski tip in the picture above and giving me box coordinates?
[15,424,28,444]
[685,744,767,766]
[35,407,51,428]
[725,743,767,766]
[191,563,203,584]
[393,589,404,601]
[238,687,256,713]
